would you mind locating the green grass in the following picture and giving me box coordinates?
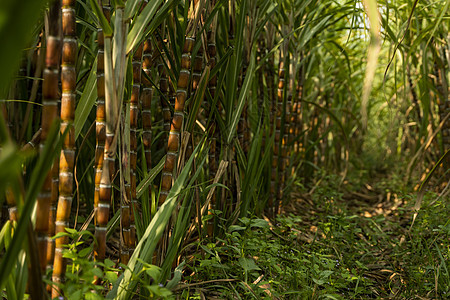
[180,172,450,299]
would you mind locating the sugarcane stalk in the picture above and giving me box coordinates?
[159,0,201,205]
[206,3,217,236]
[273,52,285,215]
[96,0,128,263]
[47,155,58,275]
[52,0,77,293]
[295,56,304,153]
[35,0,61,275]
[94,1,110,227]
[435,57,450,157]
[184,33,204,163]
[95,17,115,264]
[237,66,246,153]
[5,187,18,222]
[141,37,153,201]
[159,37,195,205]
[159,49,171,138]
[120,41,143,264]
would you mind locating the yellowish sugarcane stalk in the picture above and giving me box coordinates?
[52,0,77,294]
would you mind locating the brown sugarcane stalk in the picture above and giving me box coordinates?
[192,40,203,94]
[141,38,153,199]
[280,92,290,197]
[168,75,176,129]
[265,25,275,217]
[52,0,77,293]
[35,0,61,275]
[159,37,195,205]
[237,67,246,153]
[184,33,204,163]
[291,81,299,154]
[120,43,143,264]
[435,59,450,156]
[94,0,110,228]
[158,43,171,138]
[5,188,18,222]
[21,129,42,152]
[295,59,304,153]
[206,6,217,236]
[47,155,58,273]
[273,54,285,215]
[95,4,116,264]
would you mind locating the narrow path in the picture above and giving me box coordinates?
[280,174,449,299]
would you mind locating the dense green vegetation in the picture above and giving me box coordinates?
[182,173,450,298]
[0,0,448,299]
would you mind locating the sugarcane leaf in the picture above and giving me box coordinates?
[240,125,265,216]
[425,0,450,48]
[136,155,166,198]
[194,0,227,42]
[124,0,141,20]
[6,275,17,300]
[145,0,178,44]
[77,0,99,29]
[89,0,112,37]
[160,147,208,282]
[186,66,210,133]
[226,50,255,144]
[0,143,24,199]
[0,0,48,95]
[210,46,233,80]
[108,141,202,300]
[15,253,28,300]
[0,221,12,252]
[126,0,177,54]
[74,56,97,140]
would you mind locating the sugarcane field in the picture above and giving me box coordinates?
[0,0,449,299]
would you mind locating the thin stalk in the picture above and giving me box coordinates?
[206,1,217,236]
[141,37,153,205]
[94,0,111,227]
[274,52,285,215]
[295,55,304,153]
[158,43,171,139]
[120,42,143,264]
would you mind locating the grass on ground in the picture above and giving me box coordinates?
[179,172,450,299]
